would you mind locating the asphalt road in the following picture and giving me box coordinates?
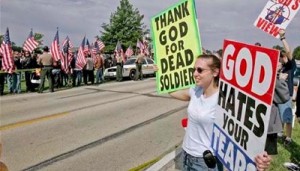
[0,78,187,171]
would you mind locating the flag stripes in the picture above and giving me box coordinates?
[50,29,61,62]
[1,28,15,73]
[61,36,73,73]
[125,46,133,57]
[76,37,87,70]
[23,29,38,53]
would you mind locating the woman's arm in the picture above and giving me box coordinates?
[169,88,190,101]
[279,29,292,61]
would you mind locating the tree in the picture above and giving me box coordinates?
[272,45,284,51]
[100,0,148,53]
[34,32,44,45]
[293,46,300,60]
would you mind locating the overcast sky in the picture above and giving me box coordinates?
[1,0,299,51]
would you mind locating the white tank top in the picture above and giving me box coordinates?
[182,86,219,157]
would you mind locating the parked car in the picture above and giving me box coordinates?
[103,57,156,80]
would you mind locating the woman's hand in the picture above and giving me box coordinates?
[255,152,272,171]
[279,29,285,38]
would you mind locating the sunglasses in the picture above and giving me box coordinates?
[192,67,211,74]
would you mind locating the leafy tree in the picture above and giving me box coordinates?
[293,46,300,60]
[34,32,44,45]
[272,45,284,51]
[100,0,148,53]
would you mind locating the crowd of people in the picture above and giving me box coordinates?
[0,46,143,95]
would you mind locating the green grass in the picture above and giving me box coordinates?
[269,120,300,171]
[3,72,51,94]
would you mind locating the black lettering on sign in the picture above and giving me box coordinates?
[154,1,190,31]
[218,81,228,108]
[159,67,194,91]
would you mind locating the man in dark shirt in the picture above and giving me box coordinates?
[277,29,296,146]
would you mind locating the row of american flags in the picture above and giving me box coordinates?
[0,27,150,74]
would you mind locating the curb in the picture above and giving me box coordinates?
[145,147,182,171]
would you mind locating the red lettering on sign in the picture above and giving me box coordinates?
[278,0,292,6]
[221,40,279,105]
[256,18,280,37]
[292,0,300,10]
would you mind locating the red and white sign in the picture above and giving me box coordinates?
[254,0,300,38]
[212,40,279,171]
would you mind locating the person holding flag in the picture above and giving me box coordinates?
[61,36,74,86]
[94,52,104,84]
[92,39,104,84]
[115,41,123,82]
[61,36,72,74]
[1,28,15,74]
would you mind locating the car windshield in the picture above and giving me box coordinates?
[124,59,136,65]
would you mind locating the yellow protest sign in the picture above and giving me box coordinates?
[151,0,202,94]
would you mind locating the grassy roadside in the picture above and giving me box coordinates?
[269,119,300,171]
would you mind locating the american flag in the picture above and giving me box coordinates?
[0,45,3,55]
[97,38,105,51]
[23,29,39,53]
[114,41,122,54]
[125,46,134,58]
[84,39,91,53]
[136,39,145,55]
[92,41,99,55]
[61,36,73,73]
[1,28,15,73]
[76,36,87,70]
[62,36,73,56]
[92,38,105,54]
[115,41,126,63]
[142,37,150,56]
[50,29,61,61]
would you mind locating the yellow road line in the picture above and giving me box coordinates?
[128,157,160,171]
[0,112,69,131]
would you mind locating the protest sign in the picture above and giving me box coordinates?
[212,40,279,171]
[150,0,202,94]
[254,0,300,38]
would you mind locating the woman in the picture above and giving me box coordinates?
[168,54,271,171]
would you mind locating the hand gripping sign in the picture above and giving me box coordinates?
[254,0,300,38]
[150,0,202,94]
[212,40,279,171]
